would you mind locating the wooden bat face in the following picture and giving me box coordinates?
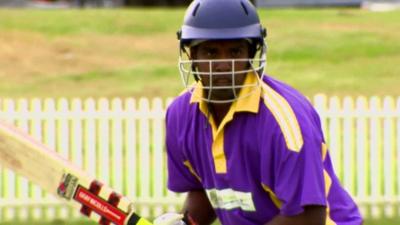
[0,121,152,225]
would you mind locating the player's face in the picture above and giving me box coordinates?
[191,40,251,102]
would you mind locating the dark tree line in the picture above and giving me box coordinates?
[124,0,187,6]
[123,0,256,6]
[73,0,257,7]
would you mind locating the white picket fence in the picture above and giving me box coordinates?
[0,95,398,222]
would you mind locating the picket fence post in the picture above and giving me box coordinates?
[355,96,368,217]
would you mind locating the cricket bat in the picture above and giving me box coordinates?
[0,120,153,225]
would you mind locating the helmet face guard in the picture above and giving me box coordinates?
[177,0,267,103]
[178,45,267,103]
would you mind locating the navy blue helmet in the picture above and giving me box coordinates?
[177,0,268,103]
[178,0,266,45]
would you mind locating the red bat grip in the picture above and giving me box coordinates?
[80,181,103,217]
[74,186,128,225]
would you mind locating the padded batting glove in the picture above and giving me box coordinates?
[153,212,187,225]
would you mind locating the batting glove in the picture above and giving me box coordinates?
[153,212,187,225]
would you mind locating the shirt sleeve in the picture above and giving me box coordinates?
[165,106,203,192]
[260,113,327,216]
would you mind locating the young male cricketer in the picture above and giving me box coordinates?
[154,0,363,224]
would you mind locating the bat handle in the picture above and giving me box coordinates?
[125,211,153,225]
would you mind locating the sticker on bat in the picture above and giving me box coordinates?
[58,173,79,200]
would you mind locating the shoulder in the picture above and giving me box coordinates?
[165,91,198,131]
[166,91,193,118]
[259,75,323,152]
[261,75,315,114]
[264,76,321,129]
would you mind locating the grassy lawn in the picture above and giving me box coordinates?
[0,217,400,225]
[0,8,399,99]
[0,7,399,225]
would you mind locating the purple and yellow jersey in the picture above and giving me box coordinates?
[165,73,362,225]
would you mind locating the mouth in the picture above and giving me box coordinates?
[211,78,232,87]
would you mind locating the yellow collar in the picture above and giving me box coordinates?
[190,72,261,114]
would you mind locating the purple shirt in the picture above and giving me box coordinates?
[165,73,362,225]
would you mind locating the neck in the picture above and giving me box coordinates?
[208,102,232,127]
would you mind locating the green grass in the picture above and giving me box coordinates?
[0,220,94,225]
[1,217,400,225]
[0,7,399,225]
[0,8,399,99]
[0,9,183,36]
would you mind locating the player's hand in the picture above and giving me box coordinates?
[153,212,187,225]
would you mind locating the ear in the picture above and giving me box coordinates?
[189,46,197,60]
[190,46,198,69]
[189,46,201,82]
[248,42,257,58]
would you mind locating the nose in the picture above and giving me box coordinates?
[213,60,232,72]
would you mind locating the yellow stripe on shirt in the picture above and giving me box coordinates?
[261,83,303,152]
[322,143,337,225]
[261,184,282,209]
[183,160,202,182]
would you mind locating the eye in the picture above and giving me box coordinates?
[205,49,217,58]
[230,48,243,58]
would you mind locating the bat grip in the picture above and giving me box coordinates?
[125,211,153,225]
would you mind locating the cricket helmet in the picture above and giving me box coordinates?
[177,0,268,103]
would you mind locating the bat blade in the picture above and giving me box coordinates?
[0,121,152,225]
